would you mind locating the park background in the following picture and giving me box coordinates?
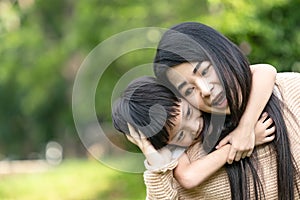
[0,0,299,199]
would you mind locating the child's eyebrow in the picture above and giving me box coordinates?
[167,143,182,148]
[176,131,184,142]
[177,81,187,91]
[169,130,181,143]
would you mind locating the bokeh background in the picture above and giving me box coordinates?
[0,0,299,199]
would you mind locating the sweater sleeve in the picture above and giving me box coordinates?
[144,160,179,200]
[143,146,186,200]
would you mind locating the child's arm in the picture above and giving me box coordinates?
[174,145,230,189]
[175,112,275,189]
[216,64,277,164]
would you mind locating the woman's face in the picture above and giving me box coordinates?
[167,98,203,147]
[166,61,230,114]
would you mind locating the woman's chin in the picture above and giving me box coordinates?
[210,107,230,114]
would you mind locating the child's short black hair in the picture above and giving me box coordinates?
[112,76,180,150]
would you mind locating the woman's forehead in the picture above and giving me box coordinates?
[165,62,198,86]
[167,61,211,75]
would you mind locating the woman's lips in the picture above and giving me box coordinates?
[212,93,227,109]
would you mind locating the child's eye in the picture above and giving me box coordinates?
[186,106,191,118]
[177,131,184,142]
[184,87,194,96]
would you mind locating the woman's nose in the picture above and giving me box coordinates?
[195,79,212,97]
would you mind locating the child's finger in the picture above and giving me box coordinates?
[263,117,273,128]
[138,129,147,140]
[264,134,275,143]
[127,123,140,139]
[259,112,268,122]
[125,134,136,144]
[265,126,276,136]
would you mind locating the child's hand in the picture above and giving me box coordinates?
[254,112,275,145]
[127,123,172,167]
[126,123,153,153]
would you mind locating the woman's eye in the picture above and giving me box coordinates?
[201,65,210,76]
[184,87,194,96]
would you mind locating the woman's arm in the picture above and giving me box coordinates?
[176,112,275,189]
[216,64,277,164]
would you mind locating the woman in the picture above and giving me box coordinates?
[147,22,300,199]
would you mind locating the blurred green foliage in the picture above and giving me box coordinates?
[0,159,146,199]
[0,0,299,159]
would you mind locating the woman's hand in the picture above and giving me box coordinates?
[127,123,172,167]
[216,124,255,164]
[216,64,277,164]
[254,112,275,145]
[216,112,275,164]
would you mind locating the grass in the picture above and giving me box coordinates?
[0,159,146,200]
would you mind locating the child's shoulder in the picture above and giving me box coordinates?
[186,142,207,161]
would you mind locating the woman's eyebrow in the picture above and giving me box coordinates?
[193,62,201,74]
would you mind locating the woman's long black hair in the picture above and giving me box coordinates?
[153,22,299,199]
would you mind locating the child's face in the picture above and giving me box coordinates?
[167,98,204,147]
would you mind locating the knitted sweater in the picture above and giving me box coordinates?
[143,72,300,200]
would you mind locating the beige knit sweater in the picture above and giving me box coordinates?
[143,72,300,200]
